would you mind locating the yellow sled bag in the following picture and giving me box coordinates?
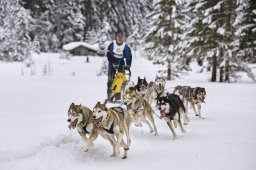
[111,72,127,95]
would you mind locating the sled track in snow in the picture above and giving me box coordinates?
[0,132,113,165]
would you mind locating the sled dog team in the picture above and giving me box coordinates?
[67,75,206,159]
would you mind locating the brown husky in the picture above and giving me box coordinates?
[123,87,158,136]
[67,103,100,151]
[92,101,132,159]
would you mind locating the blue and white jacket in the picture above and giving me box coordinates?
[107,40,132,72]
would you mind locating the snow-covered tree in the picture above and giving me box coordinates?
[89,0,153,38]
[23,0,85,52]
[235,0,256,63]
[186,0,255,82]
[144,0,191,80]
[0,0,32,61]
[22,0,153,52]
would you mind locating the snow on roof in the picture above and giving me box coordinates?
[63,42,99,51]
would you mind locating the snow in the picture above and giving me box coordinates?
[63,42,99,52]
[0,51,256,170]
[217,27,226,35]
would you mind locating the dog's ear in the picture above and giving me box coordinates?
[130,86,136,92]
[166,92,170,99]
[155,74,159,80]
[104,99,108,105]
[71,102,74,106]
[165,92,169,97]
[138,76,140,81]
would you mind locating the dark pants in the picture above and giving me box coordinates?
[107,64,124,98]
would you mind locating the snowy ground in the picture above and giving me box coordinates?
[0,51,256,170]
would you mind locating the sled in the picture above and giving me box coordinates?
[109,68,131,103]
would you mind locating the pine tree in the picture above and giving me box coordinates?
[144,0,191,80]
[235,0,256,63]
[0,0,32,61]
[185,0,255,82]
[22,0,153,52]
[23,0,85,52]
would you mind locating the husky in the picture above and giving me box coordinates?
[144,75,166,106]
[134,76,148,98]
[124,87,158,136]
[156,94,187,139]
[67,103,99,151]
[120,80,135,103]
[92,101,131,159]
[109,79,135,104]
[173,86,206,119]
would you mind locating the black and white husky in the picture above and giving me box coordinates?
[134,77,148,97]
[156,93,188,139]
[173,86,206,119]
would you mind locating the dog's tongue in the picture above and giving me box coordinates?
[127,103,132,110]
[92,116,103,126]
[160,110,165,119]
[200,98,206,103]
[68,118,78,129]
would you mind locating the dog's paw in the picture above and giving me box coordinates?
[110,153,116,157]
[154,132,159,136]
[84,148,89,152]
[122,156,127,159]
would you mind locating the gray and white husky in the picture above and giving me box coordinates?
[173,86,206,119]
[144,75,166,106]
[92,101,132,159]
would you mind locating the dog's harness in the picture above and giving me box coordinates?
[103,122,115,134]
[132,99,145,113]
[165,111,176,120]
[80,110,94,134]
[111,107,125,119]
[100,111,115,134]
[82,126,90,134]
[102,107,125,134]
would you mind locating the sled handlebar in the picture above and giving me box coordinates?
[125,68,131,76]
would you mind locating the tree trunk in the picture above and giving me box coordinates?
[167,59,171,80]
[219,48,223,82]
[219,66,223,82]
[225,60,230,82]
[211,56,217,82]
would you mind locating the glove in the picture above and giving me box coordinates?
[125,65,130,70]
[113,64,119,69]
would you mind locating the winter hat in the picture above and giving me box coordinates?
[116,31,124,36]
